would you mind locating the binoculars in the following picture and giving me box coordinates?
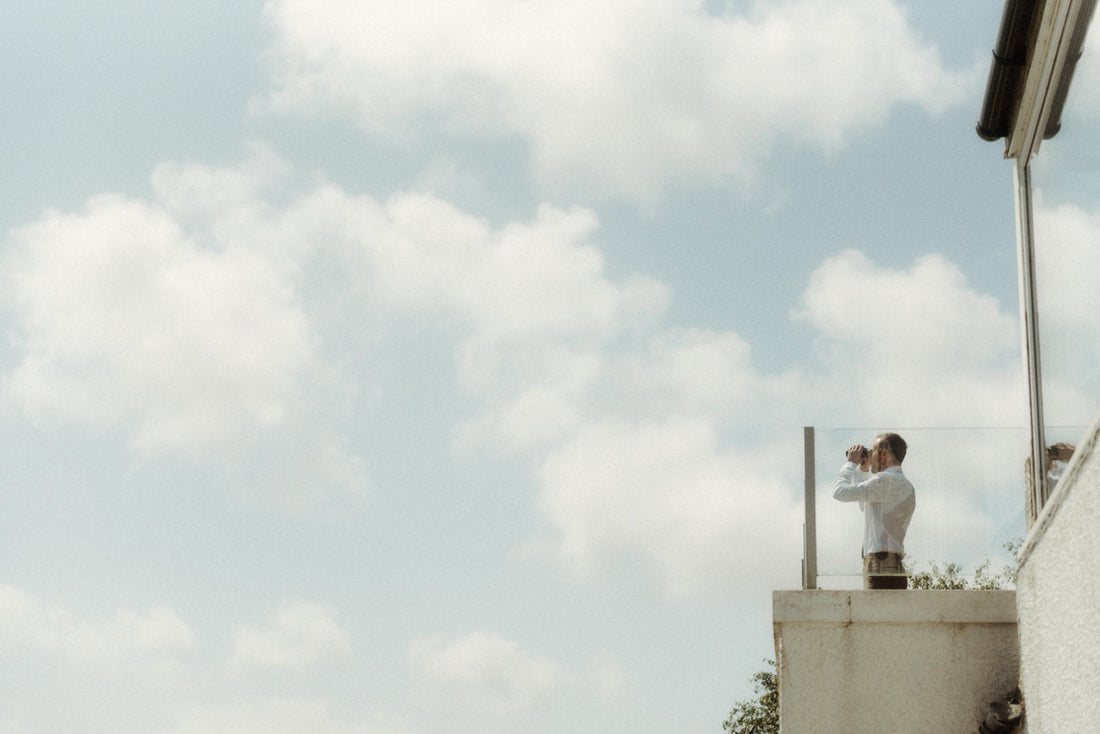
[845,446,869,461]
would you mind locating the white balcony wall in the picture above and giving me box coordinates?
[773,590,1019,734]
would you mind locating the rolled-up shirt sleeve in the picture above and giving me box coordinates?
[833,462,886,503]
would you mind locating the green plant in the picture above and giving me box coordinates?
[909,538,1022,590]
[722,658,778,734]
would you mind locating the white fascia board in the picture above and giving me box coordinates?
[1008,0,1086,159]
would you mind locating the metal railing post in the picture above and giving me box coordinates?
[803,426,817,589]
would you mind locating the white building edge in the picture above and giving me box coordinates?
[773,1,1100,732]
[1015,407,1100,732]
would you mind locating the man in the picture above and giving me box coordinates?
[833,432,916,589]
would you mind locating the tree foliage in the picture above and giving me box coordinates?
[722,658,778,734]
[909,538,1022,590]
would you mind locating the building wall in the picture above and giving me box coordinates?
[773,590,1019,734]
[1015,413,1100,733]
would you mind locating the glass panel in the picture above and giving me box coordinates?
[1031,8,1100,468]
[812,427,1033,585]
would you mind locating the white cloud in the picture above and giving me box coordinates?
[260,185,668,348]
[586,651,630,700]
[536,417,803,597]
[4,191,315,454]
[250,178,810,598]
[2,145,808,595]
[1,149,367,515]
[456,324,807,597]
[1035,203,1100,320]
[1034,201,1100,425]
[0,584,195,677]
[409,631,562,716]
[279,184,802,597]
[160,699,416,734]
[327,196,805,596]
[229,601,351,672]
[0,147,1045,598]
[795,249,1025,427]
[1061,23,1100,119]
[261,0,978,200]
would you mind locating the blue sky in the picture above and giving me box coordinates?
[2,1,1099,732]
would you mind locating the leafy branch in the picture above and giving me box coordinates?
[909,538,1022,590]
[722,658,778,734]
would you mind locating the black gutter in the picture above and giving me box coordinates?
[977,0,1099,143]
[976,0,1042,142]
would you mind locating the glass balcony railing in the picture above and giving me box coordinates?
[802,425,1087,588]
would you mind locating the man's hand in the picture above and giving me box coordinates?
[846,445,866,464]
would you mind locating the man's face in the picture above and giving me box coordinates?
[870,440,884,473]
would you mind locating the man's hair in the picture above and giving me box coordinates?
[878,432,907,463]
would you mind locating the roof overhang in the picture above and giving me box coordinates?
[976,0,1098,156]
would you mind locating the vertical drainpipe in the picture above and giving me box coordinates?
[1013,159,1049,513]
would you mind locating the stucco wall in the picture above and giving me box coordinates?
[773,590,1019,734]
[1016,413,1100,733]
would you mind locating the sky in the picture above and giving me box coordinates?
[1,1,1099,732]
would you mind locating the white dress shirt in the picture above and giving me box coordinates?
[832,462,916,555]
